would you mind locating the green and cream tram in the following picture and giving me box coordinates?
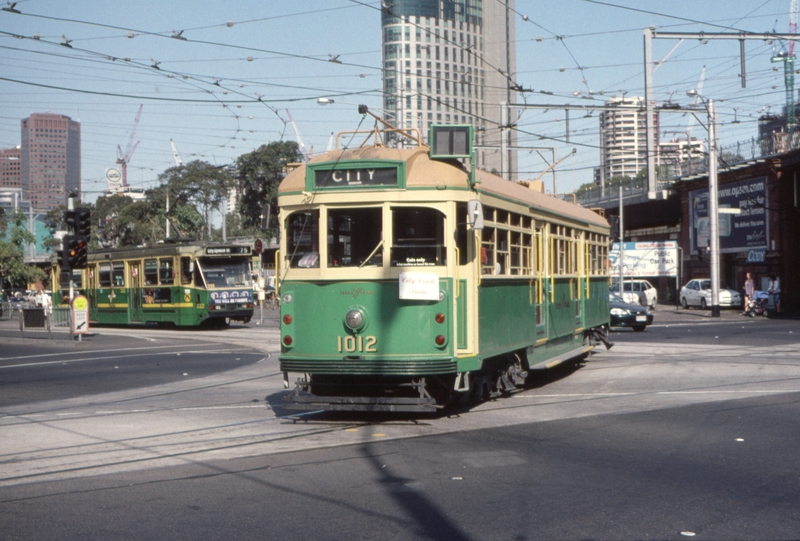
[52,242,255,327]
[278,124,611,412]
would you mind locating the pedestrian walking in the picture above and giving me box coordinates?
[767,274,781,314]
[743,272,755,311]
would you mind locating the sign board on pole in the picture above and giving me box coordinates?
[72,295,90,334]
[106,168,122,192]
[254,238,263,254]
[609,241,678,277]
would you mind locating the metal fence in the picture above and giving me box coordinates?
[51,307,72,328]
[575,130,793,207]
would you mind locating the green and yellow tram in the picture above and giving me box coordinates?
[278,123,611,412]
[52,242,255,327]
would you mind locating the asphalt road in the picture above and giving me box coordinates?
[0,332,266,407]
[1,307,799,540]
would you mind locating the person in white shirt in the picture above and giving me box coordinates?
[767,274,781,314]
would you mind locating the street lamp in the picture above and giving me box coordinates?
[686,89,721,317]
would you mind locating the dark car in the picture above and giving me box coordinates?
[609,292,653,331]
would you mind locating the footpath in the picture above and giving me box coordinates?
[646,302,797,325]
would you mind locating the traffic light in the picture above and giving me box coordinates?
[609,215,620,242]
[63,235,88,269]
[75,208,91,238]
[63,209,76,233]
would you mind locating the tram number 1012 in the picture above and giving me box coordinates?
[337,335,378,353]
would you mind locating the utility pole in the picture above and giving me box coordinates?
[707,99,721,317]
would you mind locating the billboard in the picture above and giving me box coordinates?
[689,177,768,253]
[609,241,678,277]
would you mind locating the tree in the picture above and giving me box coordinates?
[93,195,137,248]
[0,209,46,288]
[236,141,302,234]
[156,160,231,240]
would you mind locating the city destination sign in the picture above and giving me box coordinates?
[314,167,398,188]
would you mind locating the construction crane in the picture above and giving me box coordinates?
[772,0,798,131]
[116,105,142,187]
[170,138,182,166]
[285,109,310,161]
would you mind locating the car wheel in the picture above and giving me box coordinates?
[681,297,688,309]
[700,298,707,310]
[633,325,646,332]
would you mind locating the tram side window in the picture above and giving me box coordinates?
[328,208,383,267]
[112,263,125,287]
[99,263,112,288]
[159,258,174,284]
[391,207,445,267]
[144,259,158,285]
[287,211,320,268]
[180,257,192,285]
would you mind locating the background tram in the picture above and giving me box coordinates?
[52,242,255,327]
[278,124,611,412]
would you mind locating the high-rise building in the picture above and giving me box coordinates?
[20,112,81,211]
[380,0,516,177]
[598,96,659,182]
[0,146,22,189]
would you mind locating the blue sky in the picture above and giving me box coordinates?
[0,0,793,200]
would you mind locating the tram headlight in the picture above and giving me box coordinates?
[345,309,364,330]
[282,293,293,304]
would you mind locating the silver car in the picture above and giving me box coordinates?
[680,279,742,309]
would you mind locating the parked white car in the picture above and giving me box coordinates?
[680,279,742,309]
[611,279,658,309]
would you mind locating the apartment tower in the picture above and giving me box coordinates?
[381,0,516,177]
[598,96,659,183]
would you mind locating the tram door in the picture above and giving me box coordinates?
[456,202,478,355]
[87,264,98,321]
[129,261,143,322]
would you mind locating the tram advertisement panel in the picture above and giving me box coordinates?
[209,290,253,305]
[689,177,768,254]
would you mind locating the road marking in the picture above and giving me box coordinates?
[1,350,262,369]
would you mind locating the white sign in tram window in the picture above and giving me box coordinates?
[399,272,439,300]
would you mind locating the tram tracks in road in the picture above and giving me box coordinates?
[3,333,800,489]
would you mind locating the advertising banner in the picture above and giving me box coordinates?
[609,241,678,277]
[689,177,768,253]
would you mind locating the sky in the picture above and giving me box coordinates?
[0,0,794,202]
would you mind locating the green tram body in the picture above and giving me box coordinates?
[278,135,611,412]
[52,242,255,327]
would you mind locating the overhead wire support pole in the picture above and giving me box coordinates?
[641,29,799,201]
[644,29,657,199]
[707,99,721,318]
